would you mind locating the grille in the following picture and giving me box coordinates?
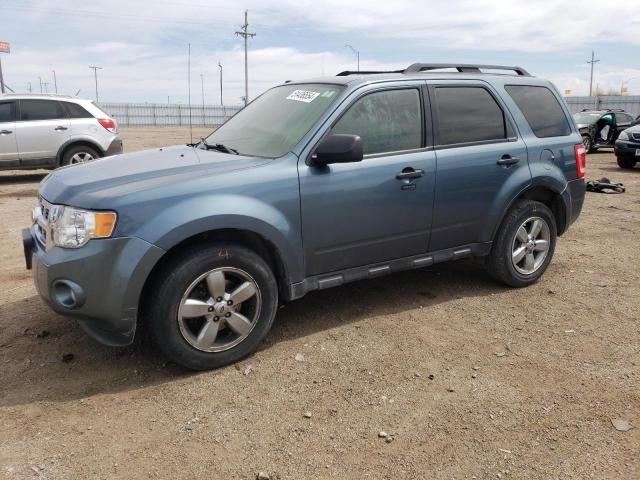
[632,132,640,141]
[33,197,52,248]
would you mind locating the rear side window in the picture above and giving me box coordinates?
[616,112,633,123]
[0,102,14,122]
[19,100,65,121]
[62,102,93,119]
[505,85,571,137]
[333,89,422,155]
[434,86,507,145]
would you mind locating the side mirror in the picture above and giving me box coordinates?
[310,134,363,166]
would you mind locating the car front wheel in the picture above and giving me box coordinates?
[486,200,557,288]
[147,242,279,370]
[617,155,637,169]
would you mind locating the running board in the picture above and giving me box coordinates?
[286,242,491,300]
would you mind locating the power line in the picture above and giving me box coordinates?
[235,10,256,106]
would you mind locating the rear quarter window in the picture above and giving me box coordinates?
[505,85,571,138]
[62,102,93,119]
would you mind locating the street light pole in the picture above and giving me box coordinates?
[52,70,58,94]
[344,44,360,72]
[218,61,223,105]
[89,65,102,102]
[28,81,32,93]
[38,76,43,93]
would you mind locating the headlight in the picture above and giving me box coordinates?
[618,131,629,141]
[50,206,117,248]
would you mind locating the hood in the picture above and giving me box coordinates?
[39,145,270,208]
[623,124,640,134]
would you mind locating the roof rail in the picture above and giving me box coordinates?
[404,63,531,76]
[336,69,404,77]
[336,63,531,77]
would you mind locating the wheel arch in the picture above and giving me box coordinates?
[56,139,105,166]
[493,184,568,241]
[138,228,292,322]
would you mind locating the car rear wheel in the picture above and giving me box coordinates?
[61,144,101,166]
[147,242,278,370]
[617,155,637,169]
[486,200,557,288]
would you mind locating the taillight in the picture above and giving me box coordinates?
[97,118,117,133]
[574,143,586,178]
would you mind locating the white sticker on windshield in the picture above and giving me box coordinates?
[286,90,320,103]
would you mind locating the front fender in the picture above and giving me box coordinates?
[130,194,304,283]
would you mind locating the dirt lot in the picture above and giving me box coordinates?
[1,128,638,479]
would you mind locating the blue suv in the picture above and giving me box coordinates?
[23,63,586,370]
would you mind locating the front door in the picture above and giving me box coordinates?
[0,100,19,167]
[428,82,531,251]
[15,99,70,166]
[299,85,436,276]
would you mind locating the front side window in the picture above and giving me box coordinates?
[204,84,344,158]
[505,85,571,137]
[333,89,422,155]
[435,86,507,145]
[19,100,65,121]
[0,102,14,122]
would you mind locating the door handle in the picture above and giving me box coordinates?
[0,129,12,135]
[54,126,68,131]
[497,155,520,166]
[396,168,424,180]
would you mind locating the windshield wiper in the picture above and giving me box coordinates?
[199,138,239,155]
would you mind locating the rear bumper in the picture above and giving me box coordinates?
[23,226,164,346]
[614,139,640,156]
[105,136,124,157]
[563,178,585,232]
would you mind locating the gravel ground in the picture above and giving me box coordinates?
[0,128,638,479]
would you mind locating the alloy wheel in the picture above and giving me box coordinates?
[177,267,262,352]
[511,216,551,275]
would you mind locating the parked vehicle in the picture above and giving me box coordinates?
[614,124,640,169]
[573,109,639,153]
[0,94,122,170]
[23,63,586,370]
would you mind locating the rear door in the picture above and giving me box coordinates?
[0,100,19,167]
[15,99,71,166]
[428,81,531,251]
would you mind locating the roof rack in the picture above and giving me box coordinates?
[404,63,531,76]
[336,69,404,77]
[336,63,531,77]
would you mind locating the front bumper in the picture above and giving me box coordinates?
[23,226,164,346]
[614,139,640,156]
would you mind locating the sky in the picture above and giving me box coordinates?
[0,0,639,105]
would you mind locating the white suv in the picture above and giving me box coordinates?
[0,94,122,170]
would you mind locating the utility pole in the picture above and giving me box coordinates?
[42,82,49,93]
[235,10,255,106]
[38,76,43,93]
[344,44,360,72]
[587,51,599,97]
[28,81,32,93]
[89,65,102,102]
[52,70,58,94]
[218,61,223,105]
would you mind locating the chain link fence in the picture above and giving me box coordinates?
[98,103,243,128]
[99,96,640,128]
[564,96,640,116]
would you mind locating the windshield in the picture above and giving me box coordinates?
[204,84,344,158]
[573,112,601,124]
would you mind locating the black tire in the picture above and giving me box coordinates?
[486,200,557,288]
[617,155,637,169]
[582,135,593,153]
[60,144,101,166]
[147,242,278,370]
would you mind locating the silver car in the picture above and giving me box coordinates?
[0,93,122,170]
